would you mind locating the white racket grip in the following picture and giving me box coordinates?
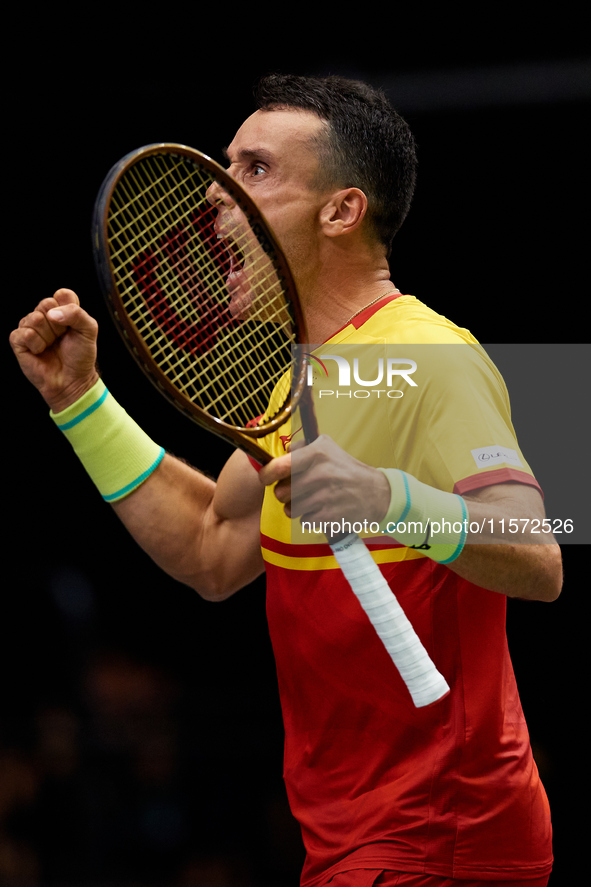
[330,533,450,707]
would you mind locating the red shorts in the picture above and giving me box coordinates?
[327,872,550,887]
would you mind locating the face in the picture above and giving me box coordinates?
[223,108,326,242]
[209,109,329,318]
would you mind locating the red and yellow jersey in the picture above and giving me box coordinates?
[256,295,552,884]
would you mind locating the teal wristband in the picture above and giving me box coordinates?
[51,379,165,502]
[378,468,467,564]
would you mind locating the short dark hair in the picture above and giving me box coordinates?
[254,73,417,253]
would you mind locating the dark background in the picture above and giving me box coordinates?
[4,9,589,886]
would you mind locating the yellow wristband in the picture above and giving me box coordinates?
[378,469,467,564]
[51,379,165,502]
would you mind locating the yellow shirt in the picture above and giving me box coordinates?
[255,294,538,569]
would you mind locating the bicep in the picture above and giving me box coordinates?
[200,449,267,599]
[463,480,546,519]
[212,449,265,521]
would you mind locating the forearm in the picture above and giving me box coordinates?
[50,378,264,600]
[378,471,563,601]
[447,493,563,601]
[447,541,562,600]
[112,453,265,600]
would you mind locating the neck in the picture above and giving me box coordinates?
[300,268,397,343]
[289,222,398,342]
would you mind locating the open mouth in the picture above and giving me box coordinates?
[213,210,287,329]
[227,242,245,278]
[219,236,254,320]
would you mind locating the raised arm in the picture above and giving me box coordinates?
[10,289,265,601]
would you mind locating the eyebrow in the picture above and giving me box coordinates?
[222,146,274,165]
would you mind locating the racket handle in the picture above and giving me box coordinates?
[330,533,450,708]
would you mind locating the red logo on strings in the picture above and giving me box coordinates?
[132,209,238,357]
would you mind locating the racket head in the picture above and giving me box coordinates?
[92,143,310,463]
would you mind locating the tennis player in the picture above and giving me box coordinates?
[10,74,562,886]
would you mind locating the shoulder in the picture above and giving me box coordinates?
[354,295,504,398]
[364,294,480,345]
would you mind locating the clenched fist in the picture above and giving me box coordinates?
[10,288,100,413]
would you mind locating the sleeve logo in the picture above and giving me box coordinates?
[471,445,522,468]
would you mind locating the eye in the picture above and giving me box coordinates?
[250,163,267,177]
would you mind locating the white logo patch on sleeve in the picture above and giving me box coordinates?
[471,445,523,469]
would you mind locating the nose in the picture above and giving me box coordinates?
[206,178,235,209]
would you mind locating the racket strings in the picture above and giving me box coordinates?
[110,154,285,318]
[107,152,295,427]
[135,208,293,423]
[110,156,287,341]
[111,164,230,322]
[115,172,284,341]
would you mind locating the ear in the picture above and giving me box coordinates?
[319,188,368,237]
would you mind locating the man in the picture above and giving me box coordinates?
[11,75,562,886]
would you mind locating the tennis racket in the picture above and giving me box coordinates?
[92,143,449,707]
